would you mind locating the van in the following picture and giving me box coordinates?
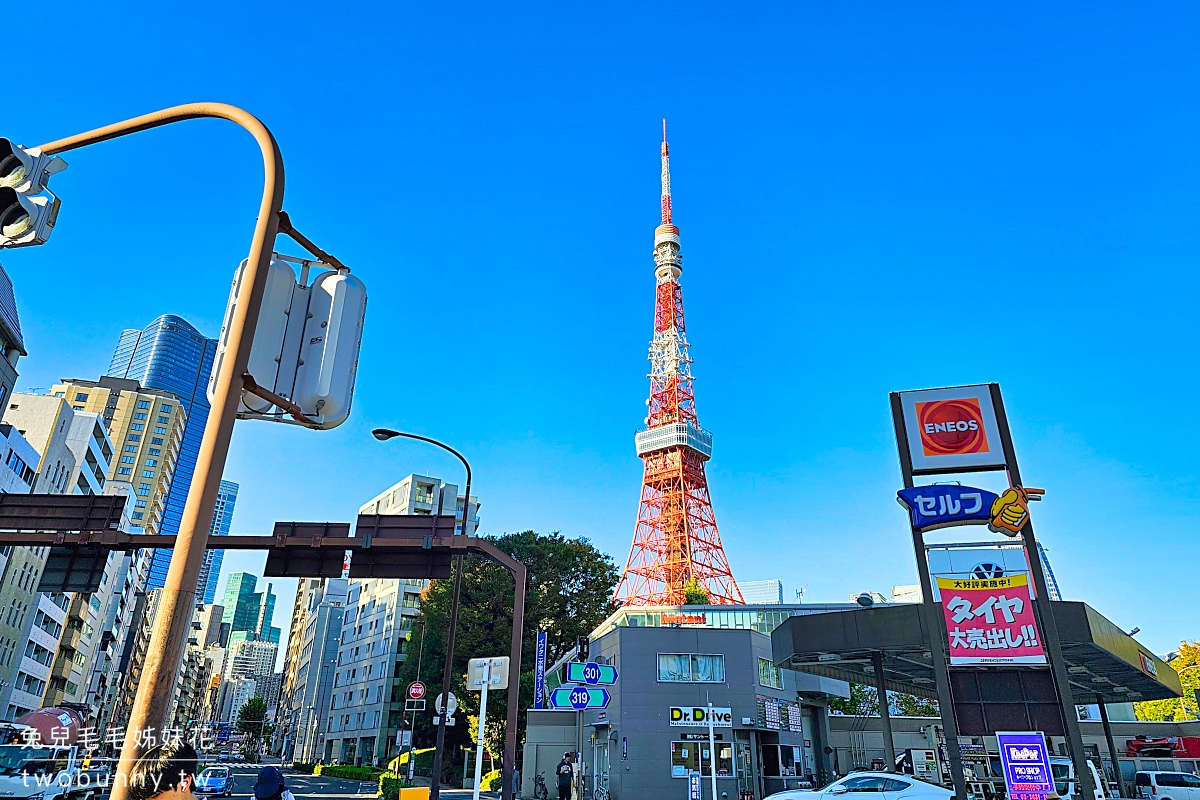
[1134,771,1200,800]
[1050,757,1112,800]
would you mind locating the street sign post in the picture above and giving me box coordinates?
[549,686,610,710]
[565,661,618,685]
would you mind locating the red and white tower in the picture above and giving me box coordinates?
[614,123,744,607]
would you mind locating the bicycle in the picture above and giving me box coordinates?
[533,771,549,800]
[593,783,610,800]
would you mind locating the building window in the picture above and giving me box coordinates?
[132,513,143,520]
[144,459,158,467]
[161,404,173,412]
[658,653,726,683]
[117,468,132,476]
[137,400,151,410]
[121,456,135,464]
[154,427,166,435]
[128,434,140,442]
[141,470,155,478]
[759,657,783,689]
[75,393,88,402]
[130,423,144,432]
[72,405,84,411]
[135,501,146,509]
[151,437,163,446]
[137,484,151,497]
[148,448,161,456]
[124,445,138,453]
[133,413,147,421]
[157,416,169,424]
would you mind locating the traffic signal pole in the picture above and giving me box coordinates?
[37,103,285,800]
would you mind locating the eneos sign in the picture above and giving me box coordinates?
[898,385,1007,474]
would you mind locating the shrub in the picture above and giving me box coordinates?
[315,764,385,781]
[290,763,318,775]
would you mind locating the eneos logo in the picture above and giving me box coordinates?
[916,398,990,457]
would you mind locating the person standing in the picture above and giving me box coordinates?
[555,752,574,800]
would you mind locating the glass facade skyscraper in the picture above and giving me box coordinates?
[109,314,217,590]
[198,480,238,605]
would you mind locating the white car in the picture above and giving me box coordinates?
[1135,771,1200,800]
[766,772,953,800]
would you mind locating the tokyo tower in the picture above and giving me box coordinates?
[613,123,744,607]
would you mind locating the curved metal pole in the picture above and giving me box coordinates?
[41,103,285,800]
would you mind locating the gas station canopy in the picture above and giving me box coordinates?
[771,602,1182,704]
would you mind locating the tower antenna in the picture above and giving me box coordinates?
[614,127,743,607]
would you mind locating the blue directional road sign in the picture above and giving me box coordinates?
[549,686,610,710]
[565,661,619,685]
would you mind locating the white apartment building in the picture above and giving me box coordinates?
[0,423,37,493]
[3,394,78,494]
[322,475,479,766]
[63,411,113,495]
[279,578,349,762]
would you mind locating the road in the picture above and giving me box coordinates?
[199,765,499,800]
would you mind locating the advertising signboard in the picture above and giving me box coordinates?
[534,631,547,709]
[938,574,1045,665]
[669,706,733,727]
[898,385,1007,475]
[997,732,1054,800]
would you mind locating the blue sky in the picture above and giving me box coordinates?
[6,2,1200,660]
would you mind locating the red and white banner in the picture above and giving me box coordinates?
[937,574,1046,665]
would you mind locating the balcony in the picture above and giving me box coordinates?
[51,659,74,680]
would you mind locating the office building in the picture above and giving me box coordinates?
[52,377,187,534]
[322,474,479,766]
[285,579,349,763]
[741,579,785,605]
[3,393,78,494]
[221,573,280,644]
[0,423,37,493]
[108,315,217,588]
[198,481,238,605]
[275,578,324,754]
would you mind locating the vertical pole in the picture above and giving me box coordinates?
[708,702,718,800]
[871,652,897,772]
[989,385,1094,800]
[889,392,969,800]
[576,708,584,800]
[1097,693,1121,798]
[502,563,526,800]
[432,474,469,800]
[472,662,490,800]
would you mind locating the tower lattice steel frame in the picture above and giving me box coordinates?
[614,123,744,606]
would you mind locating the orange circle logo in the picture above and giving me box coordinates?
[916,398,989,456]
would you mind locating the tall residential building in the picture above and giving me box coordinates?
[275,578,327,757]
[0,394,80,719]
[108,315,217,588]
[199,481,238,605]
[0,263,27,409]
[740,579,785,605]
[287,579,348,763]
[52,377,187,533]
[323,475,479,766]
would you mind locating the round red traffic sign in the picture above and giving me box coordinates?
[408,682,426,700]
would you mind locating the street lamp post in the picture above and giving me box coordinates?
[371,429,472,800]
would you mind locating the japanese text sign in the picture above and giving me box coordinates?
[897,385,1007,475]
[997,732,1053,800]
[938,574,1046,665]
[897,485,999,532]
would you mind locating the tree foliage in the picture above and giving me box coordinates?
[237,696,272,753]
[399,531,619,779]
[828,683,939,717]
[683,577,710,605]
[1135,641,1199,721]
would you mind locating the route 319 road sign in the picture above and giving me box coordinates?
[550,686,610,710]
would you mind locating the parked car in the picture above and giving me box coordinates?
[195,766,234,797]
[1135,771,1200,800]
[1050,756,1113,800]
[766,772,953,800]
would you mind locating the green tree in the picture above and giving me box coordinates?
[399,531,620,782]
[683,577,710,605]
[236,696,271,756]
[829,683,878,716]
[1135,641,1199,721]
[893,693,939,717]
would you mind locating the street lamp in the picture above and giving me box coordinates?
[371,428,472,800]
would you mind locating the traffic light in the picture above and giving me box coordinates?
[0,139,66,248]
[577,636,589,662]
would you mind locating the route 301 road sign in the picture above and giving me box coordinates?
[565,661,618,685]
[549,686,610,710]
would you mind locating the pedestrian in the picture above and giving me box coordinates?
[127,741,199,800]
[555,752,574,800]
[253,766,296,800]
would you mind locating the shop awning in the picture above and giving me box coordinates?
[771,601,1181,704]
